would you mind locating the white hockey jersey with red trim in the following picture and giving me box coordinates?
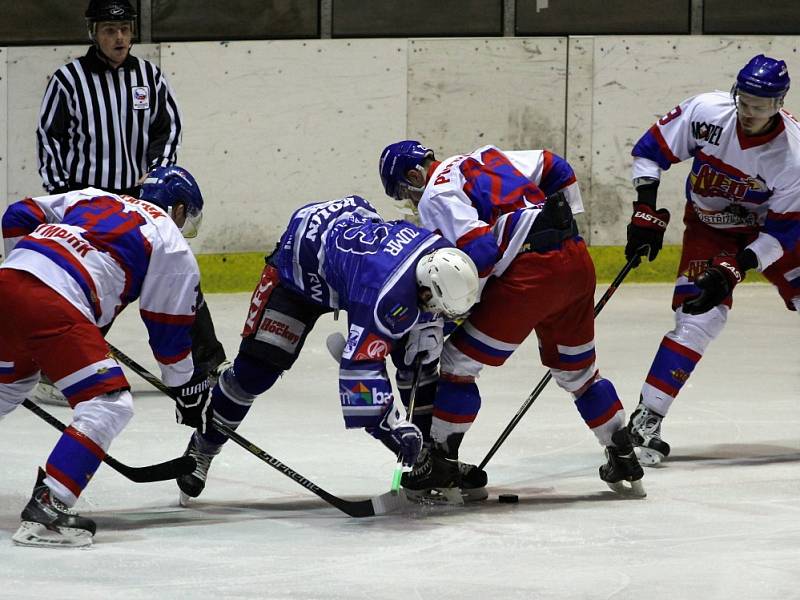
[417,145,583,281]
[632,91,800,270]
[1,188,199,387]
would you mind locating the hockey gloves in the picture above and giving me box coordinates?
[682,253,744,315]
[404,317,444,366]
[625,202,671,267]
[171,371,214,433]
[373,400,423,468]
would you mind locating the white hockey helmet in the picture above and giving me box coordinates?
[416,247,479,319]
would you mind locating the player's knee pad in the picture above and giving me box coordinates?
[439,340,483,380]
[672,305,728,353]
[551,365,597,394]
[0,371,39,418]
[240,284,325,372]
[72,389,134,450]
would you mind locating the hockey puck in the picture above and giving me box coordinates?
[498,494,519,504]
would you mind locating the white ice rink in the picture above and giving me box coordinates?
[1,284,798,599]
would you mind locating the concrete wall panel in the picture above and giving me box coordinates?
[407,38,567,160]
[163,39,407,254]
[0,48,7,214]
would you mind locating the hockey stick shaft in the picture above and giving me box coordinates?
[478,255,639,470]
[21,398,195,483]
[390,357,423,491]
[107,343,389,518]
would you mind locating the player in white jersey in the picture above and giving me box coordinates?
[624,54,800,464]
[379,142,645,498]
[0,167,215,547]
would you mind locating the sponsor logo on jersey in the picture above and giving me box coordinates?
[685,259,708,280]
[243,269,276,335]
[339,382,394,405]
[32,224,93,257]
[124,197,167,220]
[383,226,420,256]
[132,86,150,110]
[691,121,724,146]
[342,324,364,359]
[354,333,390,360]
[691,203,758,228]
[254,309,304,352]
[689,164,767,204]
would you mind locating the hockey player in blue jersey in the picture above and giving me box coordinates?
[624,54,800,464]
[0,167,217,547]
[176,195,479,501]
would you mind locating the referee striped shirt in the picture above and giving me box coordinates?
[37,46,182,195]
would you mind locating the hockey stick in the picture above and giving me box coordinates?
[478,254,639,470]
[21,398,196,483]
[106,343,405,518]
[390,357,423,491]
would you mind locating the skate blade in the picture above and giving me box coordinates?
[606,478,647,498]
[461,486,489,503]
[635,447,665,467]
[31,385,70,407]
[12,521,93,548]
[404,487,465,507]
[178,491,193,507]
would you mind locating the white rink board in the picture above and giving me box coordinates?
[1,284,798,599]
[588,36,800,246]
[163,39,408,255]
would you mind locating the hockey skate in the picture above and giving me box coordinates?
[12,468,96,548]
[599,428,646,498]
[177,434,219,505]
[458,461,488,502]
[627,401,671,466]
[401,446,464,506]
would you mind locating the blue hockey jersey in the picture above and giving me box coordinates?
[272,195,449,429]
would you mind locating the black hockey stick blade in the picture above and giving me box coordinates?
[22,398,196,483]
[107,343,407,517]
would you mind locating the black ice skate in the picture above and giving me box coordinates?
[627,400,671,466]
[458,461,488,502]
[12,468,96,548]
[599,428,646,498]
[177,434,219,505]
[401,446,463,505]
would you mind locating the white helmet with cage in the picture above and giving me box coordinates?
[416,247,479,319]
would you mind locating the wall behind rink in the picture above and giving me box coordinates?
[1,35,798,254]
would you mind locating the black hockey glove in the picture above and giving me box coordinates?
[625,202,671,267]
[171,372,214,433]
[682,253,745,315]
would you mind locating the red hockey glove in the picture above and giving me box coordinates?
[625,202,671,267]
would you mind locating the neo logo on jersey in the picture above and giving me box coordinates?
[691,121,723,146]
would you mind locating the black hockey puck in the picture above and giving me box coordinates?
[498,494,519,504]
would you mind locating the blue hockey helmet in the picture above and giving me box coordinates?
[139,166,204,238]
[735,54,790,98]
[379,140,435,201]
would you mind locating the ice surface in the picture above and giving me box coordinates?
[1,284,798,599]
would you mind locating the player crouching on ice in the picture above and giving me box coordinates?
[378,140,646,498]
[0,167,217,547]
[176,195,479,504]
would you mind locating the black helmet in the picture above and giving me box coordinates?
[85,0,138,23]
